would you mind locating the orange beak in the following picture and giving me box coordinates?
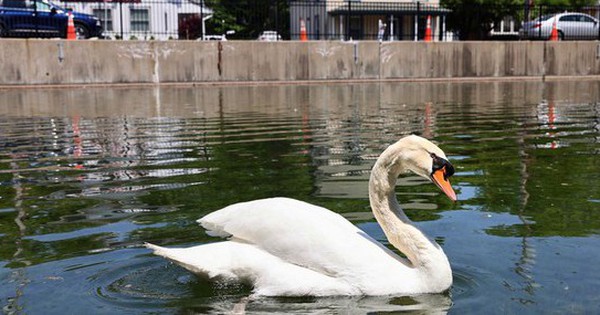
[432,166,457,202]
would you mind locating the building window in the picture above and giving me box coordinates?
[93,9,112,31]
[130,9,150,32]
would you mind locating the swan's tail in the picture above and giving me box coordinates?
[145,242,213,277]
[144,242,169,256]
[145,241,254,280]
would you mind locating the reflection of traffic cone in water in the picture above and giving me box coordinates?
[72,115,84,169]
[549,16,558,41]
[424,15,432,42]
[67,12,76,40]
[300,18,307,41]
[423,102,432,139]
[548,100,557,149]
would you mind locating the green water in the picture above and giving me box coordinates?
[0,81,599,314]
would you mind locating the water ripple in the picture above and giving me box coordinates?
[1,82,600,314]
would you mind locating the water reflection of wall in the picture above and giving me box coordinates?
[2,82,599,170]
[1,81,599,118]
[2,81,600,201]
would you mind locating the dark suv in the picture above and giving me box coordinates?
[0,0,102,39]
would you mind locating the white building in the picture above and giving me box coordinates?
[289,0,453,41]
[59,0,212,40]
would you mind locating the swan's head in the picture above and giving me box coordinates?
[396,135,457,201]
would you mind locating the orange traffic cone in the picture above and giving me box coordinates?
[424,15,432,42]
[300,18,307,41]
[549,16,558,41]
[67,12,76,40]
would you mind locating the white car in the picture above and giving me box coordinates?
[198,30,235,41]
[258,31,281,41]
[519,12,599,40]
[203,35,227,41]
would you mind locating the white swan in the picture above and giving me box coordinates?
[146,135,457,296]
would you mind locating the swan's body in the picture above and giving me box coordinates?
[146,135,457,296]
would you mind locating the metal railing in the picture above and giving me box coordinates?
[288,1,451,41]
[0,0,599,41]
[287,1,600,41]
[461,3,600,40]
[0,0,211,40]
[62,0,210,40]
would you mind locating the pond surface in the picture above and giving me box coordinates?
[0,81,599,314]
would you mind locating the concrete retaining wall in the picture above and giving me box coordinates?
[1,39,599,86]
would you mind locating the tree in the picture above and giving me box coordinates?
[441,0,522,40]
[533,0,600,13]
[204,0,290,39]
[537,0,598,6]
[441,0,598,40]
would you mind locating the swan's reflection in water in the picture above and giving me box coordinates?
[230,294,452,314]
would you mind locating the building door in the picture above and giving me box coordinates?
[349,15,361,40]
[390,15,405,40]
[416,15,427,40]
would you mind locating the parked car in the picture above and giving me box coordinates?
[198,30,235,41]
[258,30,281,41]
[0,0,102,39]
[519,12,599,40]
[203,35,227,41]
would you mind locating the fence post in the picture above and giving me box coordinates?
[415,2,420,41]
[200,0,204,40]
[441,15,445,41]
[347,0,351,40]
[275,1,278,37]
[538,4,543,39]
[119,1,124,40]
[33,0,39,37]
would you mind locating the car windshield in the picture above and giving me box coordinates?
[47,0,65,11]
[34,1,54,11]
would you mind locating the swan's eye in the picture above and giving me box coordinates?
[444,161,455,177]
[431,154,454,179]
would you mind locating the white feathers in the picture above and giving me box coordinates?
[146,135,453,296]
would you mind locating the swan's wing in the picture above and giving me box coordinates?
[145,241,358,296]
[198,197,405,278]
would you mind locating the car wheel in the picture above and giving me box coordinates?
[75,23,89,39]
[558,31,565,41]
[0,24,7,37]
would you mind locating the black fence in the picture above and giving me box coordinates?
[452,2,600,41]
[0,0,599,41]
[0,0,211,40]
[287,1,600,41]
[288,1,450,41]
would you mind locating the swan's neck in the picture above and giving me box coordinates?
[368,144,451,285]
